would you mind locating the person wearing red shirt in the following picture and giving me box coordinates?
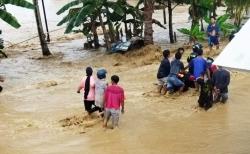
[103,75,125,129]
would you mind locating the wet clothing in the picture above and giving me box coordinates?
[189,56,207,79]
[207,24,220,46]
[105,85,125,110]
[187,52,198,74]
[158,77,168,86]
[104,108,120,127]
[197,78,213,110]
[95,79,107,109]
[78,76,95,101]
[167,59,185,90]
[212,68,230,93]
[187,52,198,63]
[169,59,184,76]
[157,58,170,79]
[167,75,185,90]
[84,100,101,114]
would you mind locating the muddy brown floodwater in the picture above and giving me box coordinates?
[1,1,250,154]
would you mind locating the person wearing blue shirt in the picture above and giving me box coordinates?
[167,52,185,94]
[207,17,220,52]
[189,48,210,91]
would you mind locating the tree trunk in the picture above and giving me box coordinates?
[212,0,217,17]
[91,20,100,48]
[33,0,51,56]
[144,0,155,45]
[200,18,204,31]
[108,21,116,43]
[99,14,111,50]
[167,0,174,43]
[191,0,199,27]
[163,7,167,24]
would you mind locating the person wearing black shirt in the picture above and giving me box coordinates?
[157,50,171,94]
[212,67,230,103]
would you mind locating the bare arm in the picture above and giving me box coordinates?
[121,101,125,114]
[77,78,85,93]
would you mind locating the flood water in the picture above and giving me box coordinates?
[1,1,250,154]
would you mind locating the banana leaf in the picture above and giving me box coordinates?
[56,0,81,15]
[0,0,34,9]
[0,9,21,28]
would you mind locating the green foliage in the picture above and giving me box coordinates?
[57,0,142,35]
[0,9,21,28]
[225,0,250,26]
[205,14,236,37]
[178,24,205,42]
[56,0,81,15]
[0,0,34,28]
[0,0,34,9]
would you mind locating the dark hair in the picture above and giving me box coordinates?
[86,67,93,76]
[163,49,170,58]
[84,67,93,99]
[111,75,119,84]
[211,16,216,20]
[196,48,203,56]
[177,48,184,54]
[175,51,182,60]
[192,43,203,53]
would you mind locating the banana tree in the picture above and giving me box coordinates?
[189,0,213,28]
[0,0,34,28]
[57,0,139,50]
[225,0,250,27]
[178,24,205,43]
[204,14,236,37]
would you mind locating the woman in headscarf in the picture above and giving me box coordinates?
[77,67,99,115]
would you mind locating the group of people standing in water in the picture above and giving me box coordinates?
[157,43,230,110]
[77,67,125,129]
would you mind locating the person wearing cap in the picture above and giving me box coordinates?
[186,43,202,75]
[207,17,220,51]
[95,69,108,115]
[157,49,171,94]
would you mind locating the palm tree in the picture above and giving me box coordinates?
[33,0,51,56]
[143,0,155,45]
[0,0,34,28]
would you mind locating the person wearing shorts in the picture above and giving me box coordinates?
[103,75,125,129]
[157,49,170,94]
[207,17,220,51]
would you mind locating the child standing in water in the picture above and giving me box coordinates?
[95,69,108,116]
[103,75,125,129]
